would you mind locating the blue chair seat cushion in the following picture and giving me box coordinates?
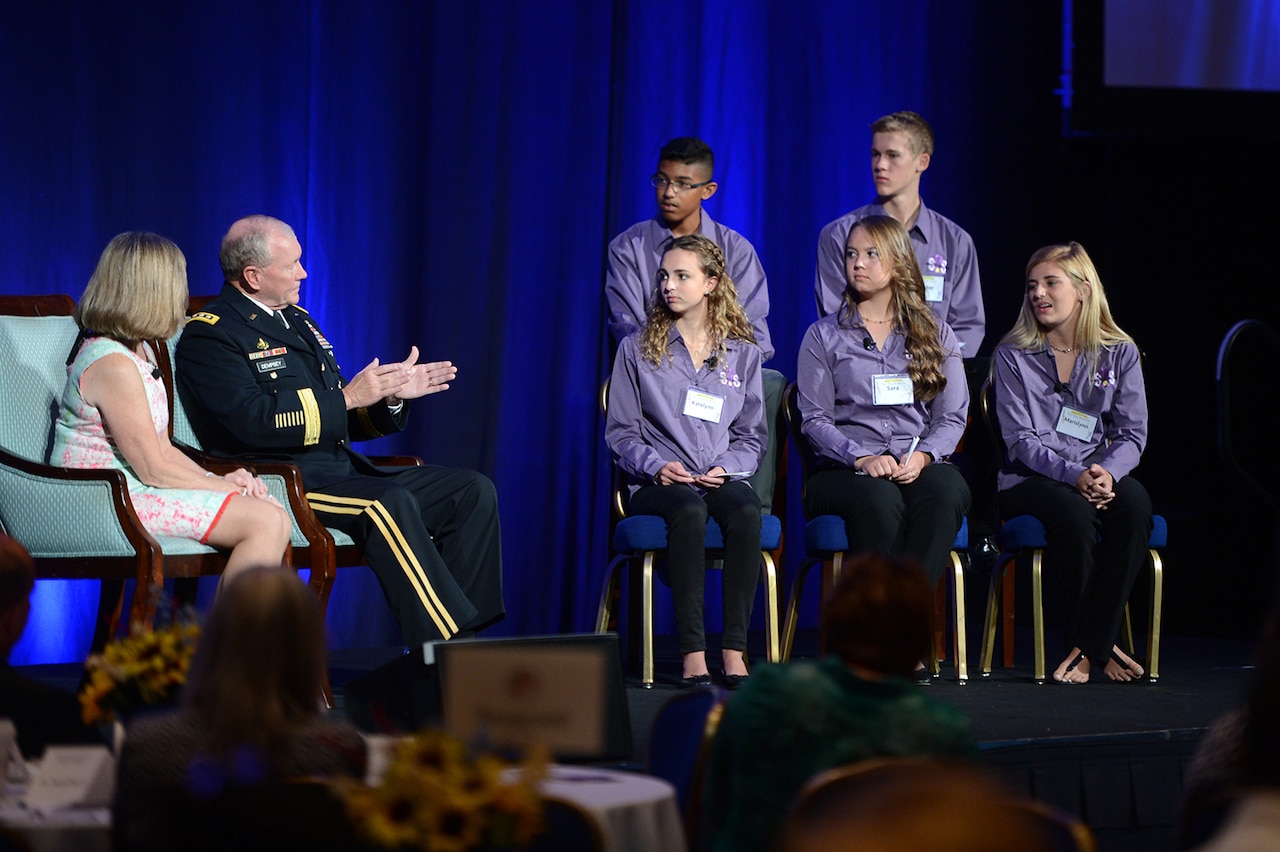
[613,513,782,552]
[998,513,1167,550]
[803,516,968,557]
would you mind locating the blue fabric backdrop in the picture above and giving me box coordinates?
[6,1,1280,663]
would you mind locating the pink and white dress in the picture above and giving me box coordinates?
[51,337,231,542]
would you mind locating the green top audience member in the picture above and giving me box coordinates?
[704,553,976,852]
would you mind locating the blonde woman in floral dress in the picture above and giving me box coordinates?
[51,232,290,584]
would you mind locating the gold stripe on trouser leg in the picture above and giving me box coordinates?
[306,492,458,637]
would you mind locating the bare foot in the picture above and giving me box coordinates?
[1053,648,1090,683]
[722,649,749,678]
[682,651,709,680]
[1104,645,1144,682]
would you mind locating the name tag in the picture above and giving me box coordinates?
[923,274,944,302]
[684,387,725,423]
[1056,405,1099,441]
[872,373,914,406]
[255,357,286,373]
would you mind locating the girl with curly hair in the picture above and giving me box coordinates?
[605,233,766,688]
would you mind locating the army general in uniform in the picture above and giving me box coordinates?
[175,215,504,647]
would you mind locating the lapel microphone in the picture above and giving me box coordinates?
[706,354,718,369]
[863,337,876,351]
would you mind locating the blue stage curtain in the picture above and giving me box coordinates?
[1,0,985,663]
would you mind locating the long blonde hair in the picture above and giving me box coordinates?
[838,215,947,401]
[639,233,755,366]
[1001,241,1134,373]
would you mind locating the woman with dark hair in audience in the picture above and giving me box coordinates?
[0,533,101,758]
[1183,578,1280,849]
[705,553,975,852]
[993,241,1151,684]
[52,231,291,587]
[112,566,366,851]
[796,214,970,677]
[605,232,766,688]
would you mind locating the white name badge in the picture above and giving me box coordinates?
[684,387,726,423]
[872,373,915,406]
[923,274,944,302]
[1056,404,1099,441]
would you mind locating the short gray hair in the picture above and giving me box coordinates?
[220,215,295,284]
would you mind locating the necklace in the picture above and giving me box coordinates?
[1049,343,1074,354]
[861,315,893,325]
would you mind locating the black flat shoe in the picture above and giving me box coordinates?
[722,673,749,691]
[680,674,712,688]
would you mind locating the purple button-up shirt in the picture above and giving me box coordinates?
[606,213,774,360]
[796,311,968,467]
[815,201,985,354]
[606,329,765,493]
[993,341,1147,490]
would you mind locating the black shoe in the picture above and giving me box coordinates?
[722,673,750,691]
[680,674,712,688]
[912,667,932,685]
[973,534,1000,567]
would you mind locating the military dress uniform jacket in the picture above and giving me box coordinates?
[175,284,404,487]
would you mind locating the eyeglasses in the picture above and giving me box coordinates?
[650,175,712,193]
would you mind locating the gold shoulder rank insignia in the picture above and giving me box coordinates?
[256,338,269,350]
[187,311,220,325]
[294,305,311,315]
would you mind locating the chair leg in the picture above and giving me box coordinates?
[641,552,655,688]
[817,553,844,658]
[1001,561,1015,668]
[1147,548,1163,683]
[931,582,947,674]
[1122,604,1135,656]
[980,558,1003,676]
[950,549,968,682]
[1031,548,1046,683]
[760,552,780,663]
[91,579,125,652]
[594,555,626,634]
[781,558,814,661]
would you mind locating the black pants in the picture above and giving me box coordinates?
[306,465,504,647]
[803,464,971,587]
[998,475,1152,664]
[628,480,762,655]
[960,356,998,542]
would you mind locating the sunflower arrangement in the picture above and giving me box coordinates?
[78,615,201,726]
[340,729,548,851]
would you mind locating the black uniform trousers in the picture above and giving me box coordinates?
[998,474,1152,666]
[305,464,504,648]
[803,463,971,589]
[628,480,762,655]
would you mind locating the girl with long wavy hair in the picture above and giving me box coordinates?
[605,233,766,688]
[993,241,1151,684]
[796,215,970,677]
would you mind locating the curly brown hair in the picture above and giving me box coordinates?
[639,234,755,366]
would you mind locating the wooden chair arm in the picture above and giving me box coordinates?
[0,447,161,563]
[369,455,425,467]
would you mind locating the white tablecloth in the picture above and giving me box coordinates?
[534,764,687,852]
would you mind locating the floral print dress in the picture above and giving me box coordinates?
[51,337,230,542]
